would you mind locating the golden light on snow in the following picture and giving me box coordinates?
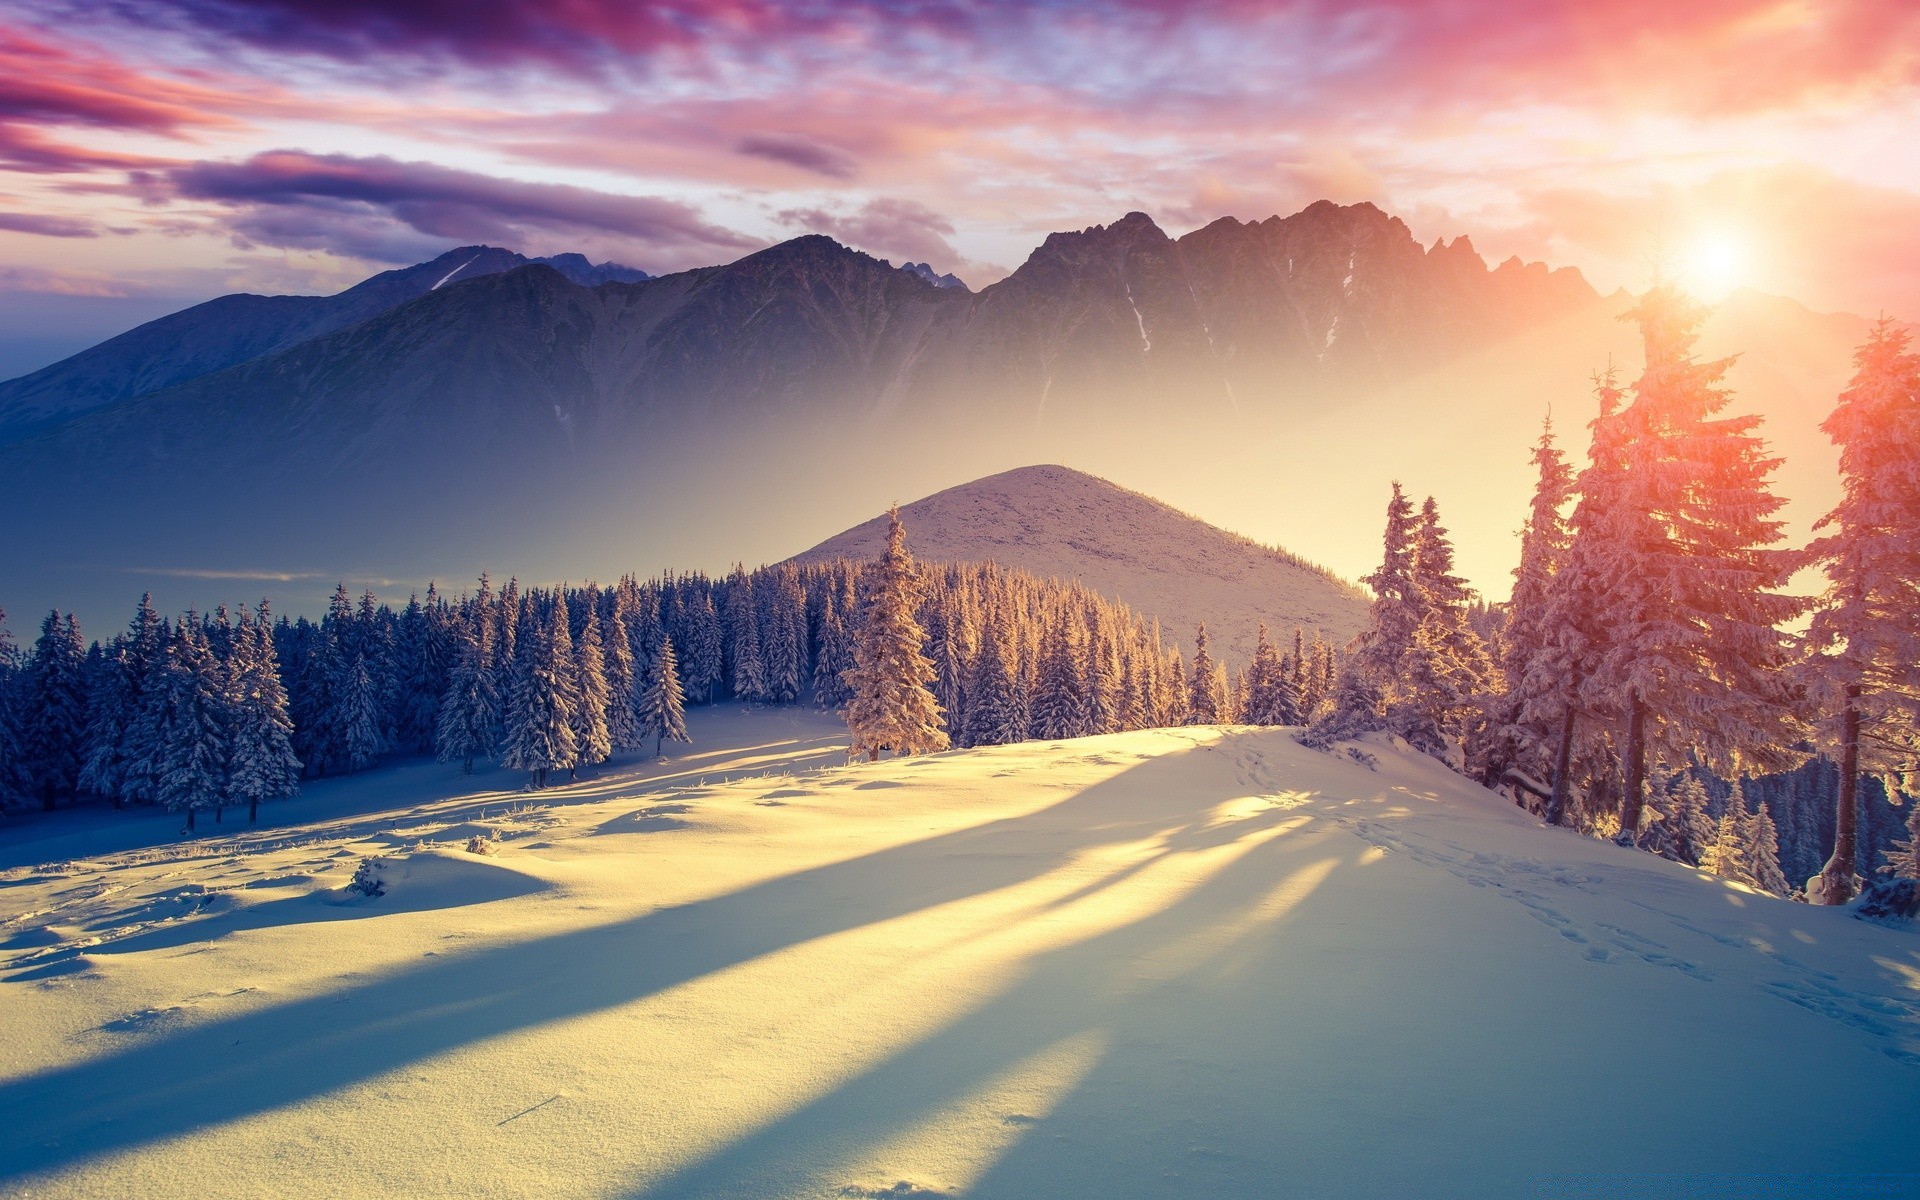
[1679,229,1751,302]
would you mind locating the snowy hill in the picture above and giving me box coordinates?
[789,464,1369,660]
[2,715,1915,1198]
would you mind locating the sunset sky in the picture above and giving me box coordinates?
[2,0,1917,376]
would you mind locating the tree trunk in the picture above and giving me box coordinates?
[249,798,259,824]
[1615,694,1647,844]
[655,734,663,758]
[1546,707,1578,827]
[184,808,196,834]
[214,806,223,824]
[1813,692,1863,905]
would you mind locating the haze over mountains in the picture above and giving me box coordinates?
[0,201,1881,632]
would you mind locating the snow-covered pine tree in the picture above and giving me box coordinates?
[1486,415,1576,796]
[1589,289,1809,845]
[1881,802,1920,881]
[1186,624,1221,725]
[1645,772,1716,867]
[151,620,228,833]
[637,632,690,757]
[842,507,948,761]
[22,610,89,809]
[77,639,137,804]
[0,609,30,810]
[568,603,613,778]
[601,602,643,753]
[1030,615,1089,741]
[436,602,500,775]
[339,653,388,774]
[225,603,301,822]
[1702,784,1753,884]
[962,606,1024,748]
[1392,497,1492,757]
[1745,797,1791,895]
[1802,319,1920,904]
[684,588,724,704]
[500,602,579,789]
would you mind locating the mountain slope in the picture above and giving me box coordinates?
[1,719,1913,1198]
[788,465,1368,658]
[0,246,647,439]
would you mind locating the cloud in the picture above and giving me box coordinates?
[776,198,964,274]
[735,134,858,180]
[120,566,327,581]
[145,149,760,264]
[0,211,100,237]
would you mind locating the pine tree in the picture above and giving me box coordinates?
[962,607,1024,748]
[225,604,301,822]
[1030,616,1089,741]
[22,611,89,809]
[0,609,30,810]
[1645,772,1716,867]
[1588,289,1810,844]
[1748,799,1791,895]
[1878,801,1920,881]
[1702,784,1754,884]
[77,640,137,804]
[843,508,948,761]
[151,621,228,833]
[1187,624,1221,725]
[501,603,579,788]
[436,604,500,775]
[602,602,644,752]
[340,655,387,774]
[1803,319,1920,903]
[568,603,613,777]
[637,633,690,757]
[1395,497,1492,756]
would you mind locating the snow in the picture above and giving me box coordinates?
[430,254,482,291]
[1123,281,1151,353]
[3,711,1917,1197]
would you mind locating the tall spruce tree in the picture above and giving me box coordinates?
[568,603,613,778]
[151,621,228,833]
[22,611,89,809]
[501,603,578,789]
[1803,319,1920,903]
[225,604,301,822]
[436,604,500,775]
[637,632,690,757]
[842,508,948,761]
[1587,288,1809,843]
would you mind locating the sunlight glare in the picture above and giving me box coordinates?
[1680,230,1749,301]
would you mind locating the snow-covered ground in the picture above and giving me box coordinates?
[2,710,1917,1199]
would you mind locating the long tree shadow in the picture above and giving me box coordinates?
[626,797,1351,1198]
[0,732,1320,1186]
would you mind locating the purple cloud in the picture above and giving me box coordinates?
[0,211,100,237]
[735,134,858,180]
[148,149,759,264]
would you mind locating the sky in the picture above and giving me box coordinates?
[1,0,1918,380]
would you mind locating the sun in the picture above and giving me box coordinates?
[1679,230,1750,301]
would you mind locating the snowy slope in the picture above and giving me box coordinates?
[789,464,1370,661]
[3,714,1915,1199]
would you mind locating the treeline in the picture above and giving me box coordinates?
[1310,287,1920,903]
[0,560,1348,826]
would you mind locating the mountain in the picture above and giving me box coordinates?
[0,201,1872,630]
[789,465,1368,659]
[0,247,647,439]
[899,261,967,290]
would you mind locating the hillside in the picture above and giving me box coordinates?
[1,715,1914,1198]
[789,464,1369,659]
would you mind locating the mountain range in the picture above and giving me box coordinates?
[0,201,1879,633]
